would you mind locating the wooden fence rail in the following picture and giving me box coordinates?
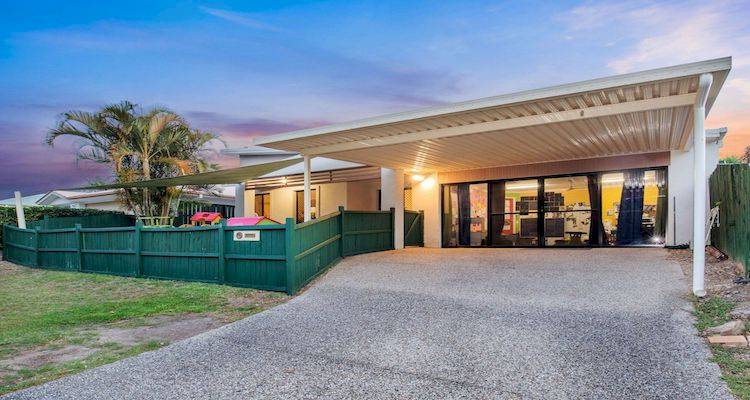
[2,207,411,295]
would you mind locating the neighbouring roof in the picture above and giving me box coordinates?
[0,194,46,206]
[253,57,732,173]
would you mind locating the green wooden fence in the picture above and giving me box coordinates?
[404,210,424,247]
[2,207,404,295]
[710,164,750,274]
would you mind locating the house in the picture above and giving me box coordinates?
[223,146,382,223]
[2,187,236,214]
[226,57,732,296]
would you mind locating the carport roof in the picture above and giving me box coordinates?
[254,57,731,172]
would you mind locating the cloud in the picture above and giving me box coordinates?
[0,121,111,198]
[184,111,329,145]
[200,6,283,32]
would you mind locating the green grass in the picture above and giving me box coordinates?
[0,261,288,395]
[693,296,734,332]
[694,296,750,399]
[711,346,750,399]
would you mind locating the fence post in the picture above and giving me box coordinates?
[284,218,296,295]
[390,207,396,250]
[338,206,345,258]
[217,223,226,284]
[134,220,143,277]
[1,225,6,261]
[75,223,83,271]
[419,210,425,247]
[34,226,41,267]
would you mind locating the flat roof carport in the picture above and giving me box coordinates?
[253,57,732,298]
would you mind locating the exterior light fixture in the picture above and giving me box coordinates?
[281,177,288,186]
[411,174,425,182]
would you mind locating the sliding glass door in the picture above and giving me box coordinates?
[489,179,539,246]
[600,169,666,245]
[542,176,593,246]
[441,168,666,248]
[441,183,488,246]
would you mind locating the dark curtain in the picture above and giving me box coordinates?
[458,184,471,246]
[490,182,505,245]
[616,170,645,245]
[587,174,602,246]
[654,170,667,241]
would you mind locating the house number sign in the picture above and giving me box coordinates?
[233,230,260,241]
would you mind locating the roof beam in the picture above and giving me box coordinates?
[302,93,696,156]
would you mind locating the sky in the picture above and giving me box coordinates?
[1,0,749,199]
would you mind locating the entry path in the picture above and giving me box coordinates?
[5,248,732,399]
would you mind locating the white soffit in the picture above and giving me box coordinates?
[254,57,731,172]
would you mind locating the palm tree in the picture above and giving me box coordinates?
[47,101,222,218]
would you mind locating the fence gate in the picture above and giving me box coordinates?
[404,210,424,247]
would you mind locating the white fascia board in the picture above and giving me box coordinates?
[305,93,696,156]
[254,57,731,147]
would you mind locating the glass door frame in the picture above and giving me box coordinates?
[439,166,668,248]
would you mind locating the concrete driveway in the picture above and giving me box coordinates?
[5,248,732,399]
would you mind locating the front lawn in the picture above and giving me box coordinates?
[0,260,288,395]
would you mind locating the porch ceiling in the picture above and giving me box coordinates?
[254,58,731,173]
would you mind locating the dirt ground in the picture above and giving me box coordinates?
[669,248,748,301]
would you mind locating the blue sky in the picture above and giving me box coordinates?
[1,0,749,198]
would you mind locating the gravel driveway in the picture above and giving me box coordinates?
[4,248,732,399]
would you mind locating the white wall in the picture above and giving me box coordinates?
[410,173,441,247]
[346,179,380,210]
[258,182,348,222]
[667,139,723,246]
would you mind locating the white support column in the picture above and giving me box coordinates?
[234,183,245,218]
[14,191,26,229]
[303,155,312,222]
[381,168,405,249]
[692,73,713,297]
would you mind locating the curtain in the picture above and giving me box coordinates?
[587,174,602,246]
[616,170,645,245]
[458,184,471,246]
[653,170,667,241]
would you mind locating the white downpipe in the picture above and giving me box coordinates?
[692,73,713,297]
[14,191,26,229]
[303,155,312,222]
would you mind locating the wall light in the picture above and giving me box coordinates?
[411,174,425,182]
[281,177,288,186]
[419,176,435,189]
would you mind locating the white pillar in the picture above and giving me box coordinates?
[692,73,713,297]
[381,168,405,249]
[14,191,26,229]
[244,189,255,217]
[303,155,312,222]
[234,183,245,218]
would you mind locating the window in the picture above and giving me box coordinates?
[254,193,270,218]
[490,179,539,246]
[600,169,666,245]
[542,176,592,246]
[295,189,317,223]
[441,183,488,246]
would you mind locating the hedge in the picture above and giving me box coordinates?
[0,206,126,249]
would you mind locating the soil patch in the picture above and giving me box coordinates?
[96,315,224,347]
[0,345,97,372]
[669,248,748,301]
